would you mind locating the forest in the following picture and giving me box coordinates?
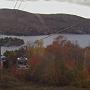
[0,37,24,47]
[1,36,90,89]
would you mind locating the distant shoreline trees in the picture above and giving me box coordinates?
[0,37,24,47]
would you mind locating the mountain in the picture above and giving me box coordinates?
[0,9,90,36]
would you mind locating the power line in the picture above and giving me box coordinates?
[13,0,19,9]
[39,21,83,41]
[28,20,84,46]
[13,0,23,9]
[11,1,84,46]
[17,0,23,9]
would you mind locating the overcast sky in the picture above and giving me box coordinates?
[0,0,90,18]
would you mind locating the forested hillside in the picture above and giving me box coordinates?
[0,9,90,35]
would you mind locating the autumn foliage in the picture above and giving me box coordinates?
[2,36,90,87]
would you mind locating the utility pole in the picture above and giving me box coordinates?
[0,44,2,81]
[84,48,87,71]
[0,45,1,65]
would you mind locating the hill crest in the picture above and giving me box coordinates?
[0,9,89,36]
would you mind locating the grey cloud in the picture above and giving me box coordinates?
[56,0,90,6]
[5,0,90,6]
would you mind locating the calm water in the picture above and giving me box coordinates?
[0,34,90,54]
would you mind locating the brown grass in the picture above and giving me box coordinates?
[0,81,90,90]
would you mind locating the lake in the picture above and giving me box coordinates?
[0,34,90,54]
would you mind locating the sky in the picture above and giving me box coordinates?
[0,0,90,18]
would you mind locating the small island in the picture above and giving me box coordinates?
[0,37,24,47]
